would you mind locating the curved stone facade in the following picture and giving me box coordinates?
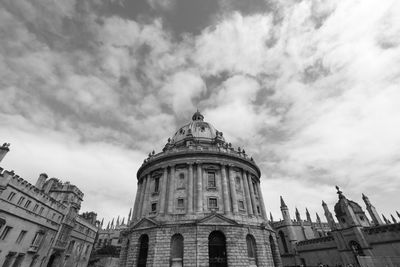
[119,112,282,267]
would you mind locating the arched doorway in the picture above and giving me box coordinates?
[246,234,257,267]
[137,235,149,267]
[208,231,227,267]
[269,235,280,267]
[349,240,364,265]
[170,234,184,267]
[46,253,60,267]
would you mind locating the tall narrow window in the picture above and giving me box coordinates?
[17,196,25,205]
[238,200,245,210]
[252,182,258,197]
[33,204,39,212]
[7,192,16,201]
[178,173,185,189]
[12,253,25,267]
[208,172,216,188]
[177,198,184,209]
[137,235,149,267]
[16,230,27,244]
[151,203,157,213]
[0,226,13,240]
[269,235,280,267]
[246,235,257,266]
[154,177,160,193]
[235,177,241,191]
[170,234,184,267]
[24,200,31,209]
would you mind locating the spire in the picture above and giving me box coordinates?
[322,200,337,230]
[128,209,132,224]
[391,214,397,224]
[280,196,287,208]
[111,218,114,229]
[382,214,390,224]
[106,222,110,230]
[270,212,274,222]
[121,217,125,225]
[316,212,321,223]
[397,211,400,220]
[295,207,301,222]
[306,208,312,222]
[101,218,104,228]
[116,216,120,226]
[363,193,383,225]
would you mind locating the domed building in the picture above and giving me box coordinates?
[119,111,282,267]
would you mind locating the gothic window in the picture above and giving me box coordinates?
[153,177,160,193]
[208,198,218,209]
[235,177,241,191]
[177,198,184,209]
[278,231,288,253]
[170,234,184,267]
[207,172,216,188]
[209,231,227,267]
[178,173,185,189]
[257,206,261,215]
[246,235,257,266]
[137,235,149,267]
[238,200,245,210]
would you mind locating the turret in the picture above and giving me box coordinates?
[280,196,291,224]
[362,193,383,225]
[0,143,10,163]
[35,173,48,190]
[322,200,337,230]
[306,208,312,223]
[295,208,301,222]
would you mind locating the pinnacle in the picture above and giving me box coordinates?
[280,196,287,208]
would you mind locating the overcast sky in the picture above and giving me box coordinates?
[1,0,400,225]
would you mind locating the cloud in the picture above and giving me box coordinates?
[1,0,400,223]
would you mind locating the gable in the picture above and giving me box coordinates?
[198,214,238,226]
[132,218,158,229]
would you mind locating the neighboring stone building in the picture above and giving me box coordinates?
[119,111,282,267]
[0,143,98,267]
[271,187,400,267]
[89,213,130,267]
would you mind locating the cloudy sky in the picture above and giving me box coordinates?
[1,0,400,225]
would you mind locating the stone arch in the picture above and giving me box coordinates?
[170,233,184,267]
[208,231,227,267]
[246,234,257,267]
[137,234,149,267]
[278,231,288,253]
[269,235,280,267]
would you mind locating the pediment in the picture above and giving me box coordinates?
[198,213,238,226]
[132,218,159,229]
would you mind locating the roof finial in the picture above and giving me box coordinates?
[336,185,344,199]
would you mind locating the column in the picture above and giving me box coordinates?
[228,165,239,214]
[132,181,142,220]
[196,163,203,212]
[136,177,146,219]
[187,163,194,214]
[141,174,151,217]
[159,167,168,215]
[247,172,257,216]
[256,181,267,218]
[220,164,231,215]
[242,170,253,217]
[167,165,175,214]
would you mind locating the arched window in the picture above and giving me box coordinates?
[246,234,257,266]
[278,231,288,253]
[209,231,227,267]
[137,235,149,267]
[269,235,280,267]
[170,234,184,267]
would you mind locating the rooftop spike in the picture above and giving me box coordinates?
[270,212,274,222]
[397,211,400,220]
[280,196,287,208]
[391,214,397,224]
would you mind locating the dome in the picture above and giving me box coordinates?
[334,200,363,217]
[169,111,225,146]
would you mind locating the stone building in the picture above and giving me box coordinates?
[0,143,98,267]
[271,186,400,267]
[89,213,130,267]
[119,111,282,267]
